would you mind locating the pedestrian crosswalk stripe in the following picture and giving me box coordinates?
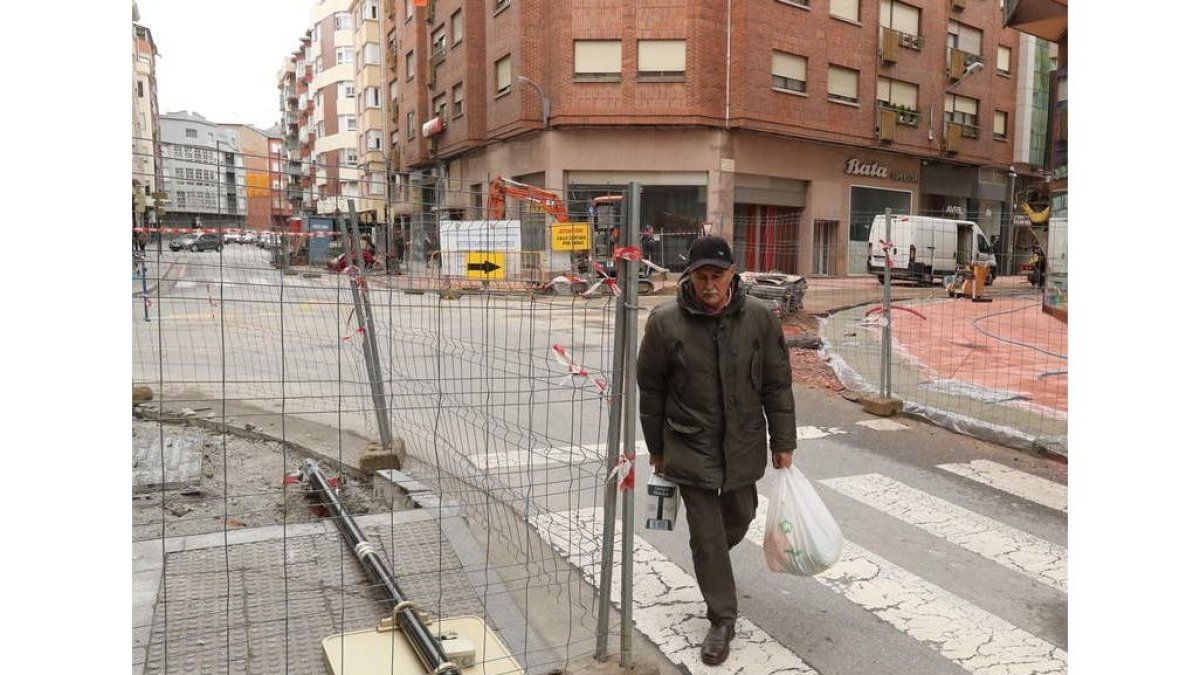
[470,426,843,471]
[820,473,1067,592]
[530,508,819,674]
[855,418,909,431]
[746,496,1067,675]
[468,441,647,470]
[938,460,1067,513]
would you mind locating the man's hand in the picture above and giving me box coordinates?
[649,454,664,474]
[772,451,793,470]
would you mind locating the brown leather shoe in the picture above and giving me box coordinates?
[700,623,735,665]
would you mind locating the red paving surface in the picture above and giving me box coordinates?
[889,296,1067,412]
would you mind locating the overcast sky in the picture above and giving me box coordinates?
[136,0,314,130]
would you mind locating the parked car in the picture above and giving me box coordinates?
[169,232,222,252]
[222,232,241,244]
[240,231,258,244]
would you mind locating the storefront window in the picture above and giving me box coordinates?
[568,184,706,270]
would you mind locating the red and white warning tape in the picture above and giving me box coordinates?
[550,343,609,399]
[608,452,636,492]
[132,227,340,237]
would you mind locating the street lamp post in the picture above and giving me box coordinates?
[516,75,550,129]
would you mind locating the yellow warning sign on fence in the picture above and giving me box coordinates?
[465,251,505,279]
[552,223,592,251]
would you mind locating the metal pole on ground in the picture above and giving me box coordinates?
[882,208,893,398]
[619,181,641,668]
[594,186,630,661]
[341,201,395,453]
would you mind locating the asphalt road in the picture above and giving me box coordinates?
[132,245,1067,675]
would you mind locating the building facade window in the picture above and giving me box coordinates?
[364,42,381,65]
[342,81,355,98]
[361,0,378,21]
[336,47,353,65]
[993,110,1008,139]
[341,148,358,165]
[367,130,383,151]
[406,51,415,80]
[335,12,352,30]
[339,115,356,133]
[185,128,198,138]
[432,93,447,121]
[637,40,686,79]
[452,83,464,117]
[365,86,381,108]
[944,93,980,128]
[830,0,860,22]
[575,40,622,81]
[876,76,917,109]
[405,0,413,20]
[879,0,920,38]
[771,51,807,93]
[451,10,463,45]
[997,45,1012,75]
[406,111,416,139]
[495,55,512,94]
[828,65,859,103]
[947,20,982,56]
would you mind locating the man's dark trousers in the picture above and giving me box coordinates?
[678,483,759,625]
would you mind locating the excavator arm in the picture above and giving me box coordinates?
[486,176,570,223]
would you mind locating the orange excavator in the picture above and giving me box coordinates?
[485,176,571,223]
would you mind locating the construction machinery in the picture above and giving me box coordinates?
[296,460,523,675]
[485,177,665,294]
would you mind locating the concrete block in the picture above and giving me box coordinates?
[359,440,404,473]
[861,395,903,417]
[563,653,659,675]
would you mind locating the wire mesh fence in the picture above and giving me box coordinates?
[132,153,1067,673]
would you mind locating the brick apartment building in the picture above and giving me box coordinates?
[222,124,273,231]
[286,0,1046,276]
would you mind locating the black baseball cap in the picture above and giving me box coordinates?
[684,235,734,273]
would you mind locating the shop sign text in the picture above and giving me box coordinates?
[844,158,917,183]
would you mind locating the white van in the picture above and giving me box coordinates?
[867,214,995,285]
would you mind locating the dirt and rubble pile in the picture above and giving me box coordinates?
[132,420,388,541]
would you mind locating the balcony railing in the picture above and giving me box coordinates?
[880,103,920,127]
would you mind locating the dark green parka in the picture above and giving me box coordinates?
[637,276,797,491]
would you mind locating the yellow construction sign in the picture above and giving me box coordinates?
[465,251,505,279]
[552,223,592,251]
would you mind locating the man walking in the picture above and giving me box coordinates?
[637,235,796,666]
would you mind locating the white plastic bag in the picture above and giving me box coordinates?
[763,466,844,576]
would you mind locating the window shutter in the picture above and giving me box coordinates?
[892,2,920,36]
[575,41,622,74]
[998,45,1011,72]
[959,25,982,55]
[830,0,860,21]
[891,79,917,108]
[638,40,686,72]
[496,56,512,91]
[772,51,807,81]
[828,66,858,100]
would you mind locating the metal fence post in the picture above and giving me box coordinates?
[619,182,641,668]
[881,208,893,398]
[340,201,396,454]
[595,188,630,661]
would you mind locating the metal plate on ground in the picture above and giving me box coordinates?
[322,616,523,675]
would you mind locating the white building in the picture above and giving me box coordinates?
[159,111,248,229]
